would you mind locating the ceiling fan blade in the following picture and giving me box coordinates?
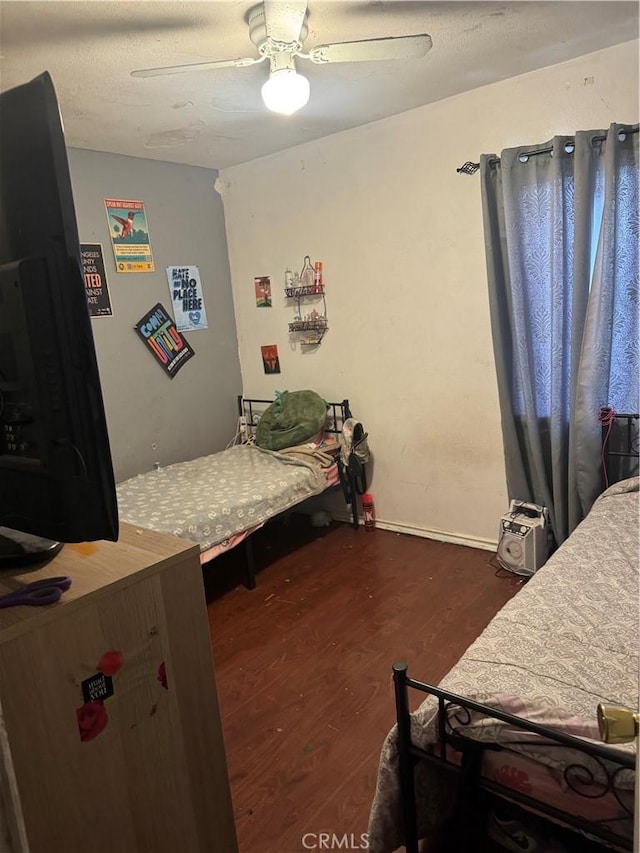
[308,34,432,65]
[131,56,263,78]
[263,0,308,44]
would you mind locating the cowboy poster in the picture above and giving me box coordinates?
[104,198,155,273]
[166,265,209,332]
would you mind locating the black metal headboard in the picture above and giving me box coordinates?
[236,395,361,530]
[600,408,639,489]
[237,396,352,438]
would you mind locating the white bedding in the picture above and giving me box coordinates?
[368,477,639,853]
[116,444,328,552]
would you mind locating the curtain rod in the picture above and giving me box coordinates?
[456,125,639,175]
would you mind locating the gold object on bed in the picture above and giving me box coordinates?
[597,703,640,743]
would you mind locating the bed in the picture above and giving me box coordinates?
[117,395,362,588]
[368,412,639,853]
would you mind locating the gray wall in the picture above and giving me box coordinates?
[68,149,242,483]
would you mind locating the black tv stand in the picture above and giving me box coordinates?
[0,527,63,568]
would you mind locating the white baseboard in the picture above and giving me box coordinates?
[330,511,498,552]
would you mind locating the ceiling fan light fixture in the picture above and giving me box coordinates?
[261,67,310,115]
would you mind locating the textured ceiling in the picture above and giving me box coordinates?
[1,1,638,170]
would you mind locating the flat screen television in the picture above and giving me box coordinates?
[0,71,118,566]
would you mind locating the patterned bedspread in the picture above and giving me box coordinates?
[368,477,639,853]
[116,444,328,552]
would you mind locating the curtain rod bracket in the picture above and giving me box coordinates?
[456,161,480,175]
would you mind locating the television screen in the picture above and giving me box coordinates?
[0,71,118,565]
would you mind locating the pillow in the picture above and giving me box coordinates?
[255,390,328,452]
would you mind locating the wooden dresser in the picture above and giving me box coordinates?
[0,523,237,853]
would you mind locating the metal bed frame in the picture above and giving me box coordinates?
[393,665,635,851]
[601,408,639,489]
[215,396,361,590]
[391,411,639,851]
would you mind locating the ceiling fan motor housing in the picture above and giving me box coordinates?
[247,3,309,55]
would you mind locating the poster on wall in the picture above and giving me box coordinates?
[134,303,195,378]
[104,199,155,273]
[166,266,209,332]
[80,243,112,317]
[254,276,272,308]
[261,344,281,374]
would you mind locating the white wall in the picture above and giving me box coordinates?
[219,40,639,547]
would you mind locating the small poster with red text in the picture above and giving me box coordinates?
[104,198,155,272]
[135,303,194,378]
[80,243,112,317]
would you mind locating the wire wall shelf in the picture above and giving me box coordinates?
[285,274,328,347]
[285,284,325,299]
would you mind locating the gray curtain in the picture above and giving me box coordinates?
[481,124,639,545]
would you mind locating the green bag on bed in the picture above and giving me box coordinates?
[255,390,328,452]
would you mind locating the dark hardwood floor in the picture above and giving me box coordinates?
[205,514,523,853]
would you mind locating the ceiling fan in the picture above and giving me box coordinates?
[130,1,432,115]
